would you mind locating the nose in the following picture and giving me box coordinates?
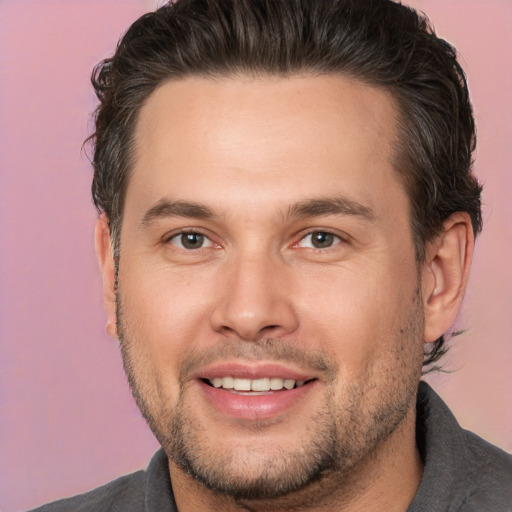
[209,254,299,341]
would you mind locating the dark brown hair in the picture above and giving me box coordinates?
[89,0,482,369]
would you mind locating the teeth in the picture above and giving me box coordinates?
[270,377,285,390]
[251,378,270,391]
[222,376,234,389]
[283,379,295,390]
[233,378,251,391]
[208,376,308,391]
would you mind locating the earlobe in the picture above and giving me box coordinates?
[95,213,119,341]
[422,213,474,343]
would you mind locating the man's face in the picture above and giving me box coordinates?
[115,75,425,500]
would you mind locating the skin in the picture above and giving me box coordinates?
[96,74,474,511]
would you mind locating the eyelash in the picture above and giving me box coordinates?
[293,230,346,251]
[166,230,217,251]
[165,229,346,253]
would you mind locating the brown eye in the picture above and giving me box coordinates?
[311,232,334,248]
[297,231,341,249]
[170,232,212,250]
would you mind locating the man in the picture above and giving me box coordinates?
[30,0,512,510]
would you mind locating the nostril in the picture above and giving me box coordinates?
[210,298,300,341]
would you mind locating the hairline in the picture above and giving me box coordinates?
[108,69,425,264]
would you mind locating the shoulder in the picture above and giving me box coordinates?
[26,449,175,512]
[26,470,146,512]
[411,382,512,512]
[459,429,512,511]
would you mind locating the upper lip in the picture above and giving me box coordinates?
[191,361,318,382]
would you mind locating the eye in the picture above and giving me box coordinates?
[296,231,342,249]
[169,232,214,250]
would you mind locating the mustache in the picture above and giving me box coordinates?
[178,338,339,382]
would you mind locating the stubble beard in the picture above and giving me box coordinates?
[116,290,424,505]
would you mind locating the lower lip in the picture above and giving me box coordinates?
[198,380,317,421]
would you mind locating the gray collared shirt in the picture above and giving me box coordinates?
[29,382,512,512]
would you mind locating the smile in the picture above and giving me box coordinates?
[198,372,318,420]
[204,376,310,392]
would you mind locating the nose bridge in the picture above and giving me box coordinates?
[210,246,298,340]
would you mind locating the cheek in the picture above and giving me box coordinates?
[121,255,213,327]
[117,260,216,393]
[296,258,419,368]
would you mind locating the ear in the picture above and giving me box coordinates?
[421,212,475,343]
[95,213,119,341]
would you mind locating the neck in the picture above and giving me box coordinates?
[170,404,422,512]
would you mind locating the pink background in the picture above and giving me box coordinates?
[0,1,510,510]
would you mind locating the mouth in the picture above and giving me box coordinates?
[195,364,320,420]
[201,376,315,393]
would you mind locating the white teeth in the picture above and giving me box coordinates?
[222,376,234,389]
[208,376,308,391]
[283,379,295,390]
[251,378,270,391]
[233,378,251,391]
[270,377,285,390]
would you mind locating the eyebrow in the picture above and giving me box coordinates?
[140,195,376,228]
[288,197,376,222]
[141,199,215,227]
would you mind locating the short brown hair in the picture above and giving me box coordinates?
[89,0,483,368]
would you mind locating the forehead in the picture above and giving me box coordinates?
[128,74,405,222]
